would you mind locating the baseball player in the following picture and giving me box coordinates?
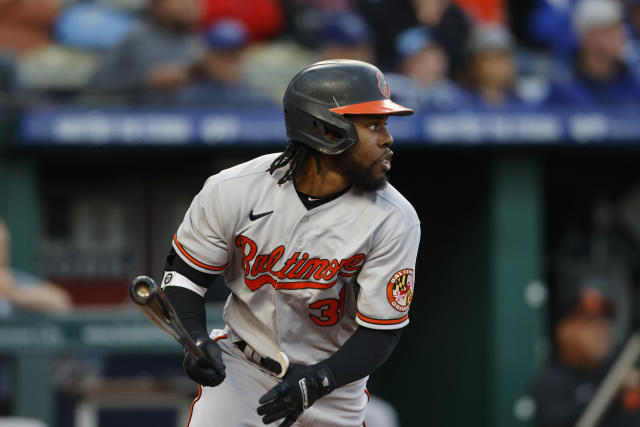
[162,59,420,426]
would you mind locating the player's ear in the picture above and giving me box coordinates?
[325,129,342,142]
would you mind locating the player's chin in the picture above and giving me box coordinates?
[377,157,391,173]
[352,172,388,192]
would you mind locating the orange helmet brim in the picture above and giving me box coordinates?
[329,99,414,116]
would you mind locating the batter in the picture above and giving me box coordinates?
[162,59,420,427]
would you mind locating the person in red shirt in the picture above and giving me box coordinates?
[199,0,284,41]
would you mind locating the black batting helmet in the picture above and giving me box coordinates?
[283,59,413,155]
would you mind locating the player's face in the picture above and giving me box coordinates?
[335,115,393,192]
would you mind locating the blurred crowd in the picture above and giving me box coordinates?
[1,0,640,110]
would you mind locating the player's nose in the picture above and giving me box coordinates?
[379,127,393,148]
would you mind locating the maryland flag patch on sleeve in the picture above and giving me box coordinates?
[386,268,414,312]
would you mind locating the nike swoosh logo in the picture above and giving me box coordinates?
[249,209,273,221]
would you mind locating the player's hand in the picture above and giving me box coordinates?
[257,363,335,426]
[183,336,226,387]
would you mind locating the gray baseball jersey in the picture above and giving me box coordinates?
[164,152,420,367]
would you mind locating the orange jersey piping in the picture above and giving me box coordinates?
[186,385,202,427]
[186,334,226,427]
[174,234,227,272]
[357,312,409,325]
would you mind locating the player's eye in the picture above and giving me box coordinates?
[368,121,388,131]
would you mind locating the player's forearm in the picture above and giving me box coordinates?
[163,245,220,339]
[164,285,209,340]
[320,326,402,388]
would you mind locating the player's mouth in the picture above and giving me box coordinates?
[378,151,393,172]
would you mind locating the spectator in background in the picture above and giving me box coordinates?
[0,219,71,418]
[627,0,640,42]
[0,0,60,55]
[462,25,522,108]
[88,0,203,102]
[320,11,375,63]
[356,0,417,70]
[531,287,640,427]
[453,0,506,23]
[177,19,274,107]
[546,0,640,106]
[199,0,284,41]
[411,0,473,80]
[528,0,581,57]
[0,219,72,317]
[623,0,640,80]
[387,27,466,110]
[0,0,60,95]
[280,0,357,48]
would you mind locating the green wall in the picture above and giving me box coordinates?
[489,155,544,427]
[0,152,39,273]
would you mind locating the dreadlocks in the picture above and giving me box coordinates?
[268,142,319,185]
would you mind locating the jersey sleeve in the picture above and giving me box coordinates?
[172,176,230,275]
[355,223,420,330]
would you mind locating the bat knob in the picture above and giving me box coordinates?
[130,275,158,305]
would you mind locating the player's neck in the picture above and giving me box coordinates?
[294,154,349,197]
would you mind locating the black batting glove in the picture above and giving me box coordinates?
[257,363,336,426]
[183,336,226,387]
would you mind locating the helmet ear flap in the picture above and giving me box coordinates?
[321,122,347,144]
[285,106,358,154]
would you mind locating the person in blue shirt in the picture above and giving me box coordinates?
[88,0,203,101]
[319,11,376,65]
[176,18,275,107]
[529,0,581,57]
[545,0,640,106]
[461,25,525,110]
[386,26,467,111]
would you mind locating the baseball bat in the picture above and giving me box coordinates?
[129,275,208,362]
[574,331,640,427]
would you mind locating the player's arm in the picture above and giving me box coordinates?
[163,247,227,386]
[323,325,402,386]
[163,246,218,339]
[162,171,235,386]
[162,178,231,387]
[257,325,403,426]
